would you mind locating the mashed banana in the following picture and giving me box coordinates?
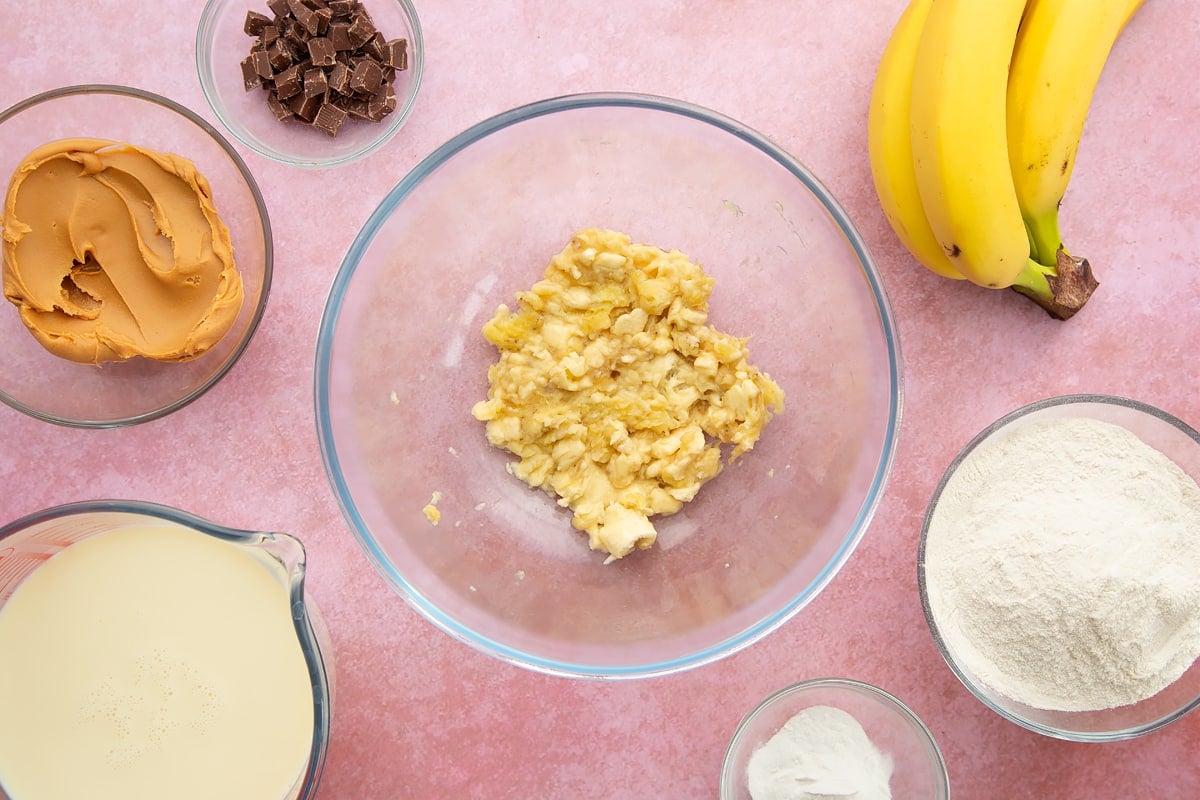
[471,228,785,562]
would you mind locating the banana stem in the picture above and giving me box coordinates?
[1010,250,1099,320]
[1025,212,1064,267]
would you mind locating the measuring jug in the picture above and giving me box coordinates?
[0,500,333,800]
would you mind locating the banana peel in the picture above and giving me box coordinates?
[1011,249,1099,320]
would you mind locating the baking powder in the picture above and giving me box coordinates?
[746,705,892,800]
[923,416,1200,711]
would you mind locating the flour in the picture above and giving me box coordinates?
[923,416,1200,711]
[747,705,892,800]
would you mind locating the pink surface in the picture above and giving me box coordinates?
[2,1,1199,797]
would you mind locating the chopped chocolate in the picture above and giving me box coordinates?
[313,102,348,136]
[307,35,336,67]
[289,91,323,122]
[382,38,407,70]
[266,39,292,71]
[240,56,263,90]
[348,58,383,95]
[283,33,309,63]
[288,0,319,36]
[313,7,332,34]
[253,49,274,79]
[327,61,352,94]
[303,67,328,97]
[344,97,371,119]
[244,10,273,36]
[346,13,375,48]
[266,92,294,121]
[328,21,353,50]
[366,83,396,121]
[241,0,411,137]
[273,64,303,100]
[282,18,306,46]
[361,31,386,62]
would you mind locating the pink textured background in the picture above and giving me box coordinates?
[2,1,1199,797]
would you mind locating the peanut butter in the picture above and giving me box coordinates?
[2,139,244,364]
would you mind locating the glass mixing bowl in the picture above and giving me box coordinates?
[0,85,272,427]
[919,393,1200,741]
[315,93,902,678]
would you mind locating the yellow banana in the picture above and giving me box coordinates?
[908,0,1035,291]
[1008,0,1146,266]
[867,0,963,281]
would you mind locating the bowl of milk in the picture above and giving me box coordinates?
[0,500,332,800]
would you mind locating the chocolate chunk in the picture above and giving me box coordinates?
[261,24,280,45]
[242,50,273,89]
[366,83,396,121]
[284,34,309,63]
[253,49,275,79]
[382,38,407,70]
[348,58,383,95]
[343,97,371,119]
[282,17,307,46]
[273,64,303,99]
[267,0,291,17]
[241,55,263,89]
[290,91,323,122]
[313,102,348,136]
[328,0,353,17]
[244,10,272,36]
[328,21,353,50]
[327,61,352,94]
[303,67,328,97]
[266,92,294,120]
[347,13,375,48]
[313,7,333,34]
[362,31,386,62]
[266,39,292,71]
[287,0,320,36]
[307,36,336,67]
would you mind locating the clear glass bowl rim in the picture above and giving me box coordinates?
[917,392,1200,741]
[0,83,274,429]
[313,91,904,679]
[719,676,950,799]
[0,498,331,798]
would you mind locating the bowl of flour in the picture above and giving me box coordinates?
[720,678,949,800]
[920,394,1200,741]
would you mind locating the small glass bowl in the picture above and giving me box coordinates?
[196,0,424,168]
[919,393,1200,741]
[721,678,950,800]
[0,85,272,428]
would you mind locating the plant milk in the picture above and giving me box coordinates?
[0,525,315,800]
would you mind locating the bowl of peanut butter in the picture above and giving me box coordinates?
[0,85,272,427]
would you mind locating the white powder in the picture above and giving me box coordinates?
[924,416,1200,711]
[747,705,892,800]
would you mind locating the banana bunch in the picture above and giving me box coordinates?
[868,0,1144,319]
